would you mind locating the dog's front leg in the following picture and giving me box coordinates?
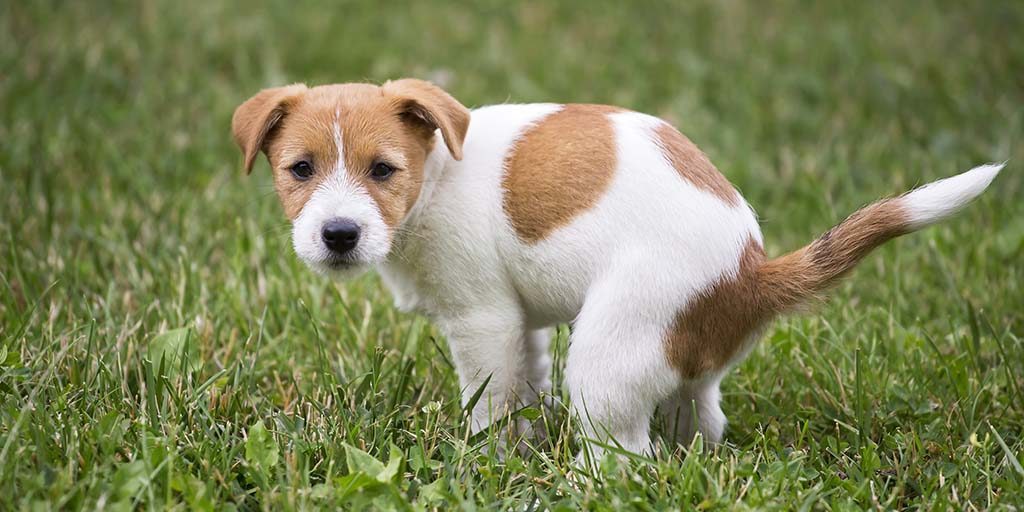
[437,304,526,436]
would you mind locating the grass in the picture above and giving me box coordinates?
[2,0,1023,509]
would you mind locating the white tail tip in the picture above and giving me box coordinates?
[902,162,1005,229]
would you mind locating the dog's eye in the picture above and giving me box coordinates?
[370,161,395,181]
[290,161,314,180]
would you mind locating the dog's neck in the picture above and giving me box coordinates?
[374,134,453,314]
[386,133,453,260]
[405,134,452,233]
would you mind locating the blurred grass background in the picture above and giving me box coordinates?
[1,0,1022,509]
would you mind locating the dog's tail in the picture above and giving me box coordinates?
[755,163,1004,311]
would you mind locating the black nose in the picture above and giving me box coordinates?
[321,219,361,255]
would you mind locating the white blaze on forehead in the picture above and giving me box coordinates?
[333,107,345,171]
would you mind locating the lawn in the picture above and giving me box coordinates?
[2,0,1023,509]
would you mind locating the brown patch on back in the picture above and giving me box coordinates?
[654,123,739,206]
[665,238,769,379]
[502,104,621,243]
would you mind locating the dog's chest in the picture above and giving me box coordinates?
[379,223,592,327]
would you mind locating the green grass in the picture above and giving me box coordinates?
[2,0,1023,509]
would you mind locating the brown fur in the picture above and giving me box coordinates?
[666,198,911,379]
[502,104,621,243]
[231,84,308,175]
[757,198,911,308]
[654,123,739,205]
[232,80,469,225]
[665,238,769,379]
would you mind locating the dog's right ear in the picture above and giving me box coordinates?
[232,84,307,174]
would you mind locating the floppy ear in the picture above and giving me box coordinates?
[231,84,307,174]
[383,79,470,161]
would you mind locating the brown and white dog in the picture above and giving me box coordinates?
[233,79,1002,459]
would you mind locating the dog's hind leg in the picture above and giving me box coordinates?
[512,328,555,447]
[656,377,726,448]
[519,328,553,406]
[565,276,682,463]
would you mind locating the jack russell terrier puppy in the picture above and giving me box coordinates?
[232,79,1003,458]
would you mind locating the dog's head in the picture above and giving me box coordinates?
[232,80,470,277]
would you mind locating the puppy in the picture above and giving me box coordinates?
[232,79,1002,458]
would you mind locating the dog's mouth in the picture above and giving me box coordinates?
[321,254,361,270]
[293,228,390,278]
[311,250,380,277]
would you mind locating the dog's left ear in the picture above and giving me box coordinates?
[232,84,308,174]
[384,79,470,161]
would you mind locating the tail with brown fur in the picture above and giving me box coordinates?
[756,163,1005,311]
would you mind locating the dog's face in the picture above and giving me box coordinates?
[232,80,469,277]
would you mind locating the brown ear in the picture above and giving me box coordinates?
[383,79,470,161]
[231,84,307,174]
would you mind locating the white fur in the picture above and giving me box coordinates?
[902,163,1004,229]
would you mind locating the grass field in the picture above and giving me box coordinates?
[2,0,1023,509]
